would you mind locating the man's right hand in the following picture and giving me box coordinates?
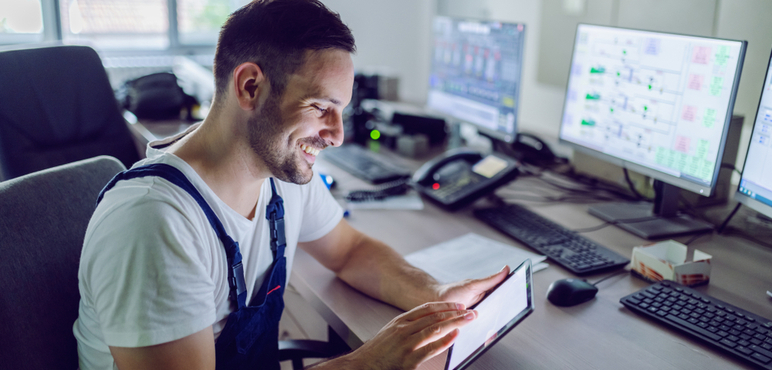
[315,302,477,370]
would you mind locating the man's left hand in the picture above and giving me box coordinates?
[436,265,510,308]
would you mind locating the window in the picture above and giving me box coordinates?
[178,0,248,45]
[1,0,252,51]
[0,0,45,44]
[60,0,170,50]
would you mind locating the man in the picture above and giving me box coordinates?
[74,1,508,369]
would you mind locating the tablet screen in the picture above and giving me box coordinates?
[445,259,534,370]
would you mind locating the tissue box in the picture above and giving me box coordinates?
[630,240,712,286]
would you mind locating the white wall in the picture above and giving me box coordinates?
[321,0,436,104]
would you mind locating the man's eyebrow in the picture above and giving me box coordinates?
[302,93,342,106]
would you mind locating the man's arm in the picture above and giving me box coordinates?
[109,326,215,370]
[298,219,509,311]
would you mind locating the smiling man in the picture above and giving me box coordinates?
[73,1,508,369]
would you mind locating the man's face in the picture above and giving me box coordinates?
[247,49,354,184]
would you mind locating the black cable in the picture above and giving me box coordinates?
[623,168,651,201]
[571,215,659,233]
[717,202,742,234]
[682,231,712,246]
[591,269,629,287]
[536,175,632,200]
[720,162,742,176]
[345,179,410,202]
[553,171,642,202]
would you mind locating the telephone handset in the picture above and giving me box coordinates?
[412,148,519,211]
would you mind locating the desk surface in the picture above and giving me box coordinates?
[126,118,772,369]
[290,150,772,370]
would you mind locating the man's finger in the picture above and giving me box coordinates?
[410,328,460,367]
[469,265,509,291]
[410,310,476,348]
[407,309,475,335]
[401,302,465,322]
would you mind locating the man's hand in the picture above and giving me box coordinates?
[326,302,477,370]
[436,265,510,308]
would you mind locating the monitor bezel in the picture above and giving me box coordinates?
[735,48,772,217]
[558,23,747,197]
[426,15,526,144]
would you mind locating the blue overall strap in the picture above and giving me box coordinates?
[266,179,286,258]
[96,163,249,309]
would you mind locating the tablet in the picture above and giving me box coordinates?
[445,259,534,370]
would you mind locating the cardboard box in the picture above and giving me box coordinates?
[631,240,712,286]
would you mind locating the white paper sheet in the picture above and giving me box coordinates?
[405,233,548,284]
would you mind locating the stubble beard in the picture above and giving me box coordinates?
[247,94,314,185]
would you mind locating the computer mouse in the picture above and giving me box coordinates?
[546,278,598,307]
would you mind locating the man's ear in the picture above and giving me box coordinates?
[232,62,266,111]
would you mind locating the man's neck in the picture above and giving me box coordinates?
[168,110,268,220]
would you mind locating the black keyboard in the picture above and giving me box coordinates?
[322,145,411,184]
[474,204,629,275]
[621,281,772,369]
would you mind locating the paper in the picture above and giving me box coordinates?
[346,192,424,210]
[631,239,712,286]
[405,233,548,284]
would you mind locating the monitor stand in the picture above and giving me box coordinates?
[588,180,714,240]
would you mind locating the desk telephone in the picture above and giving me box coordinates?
[411,148,519,210]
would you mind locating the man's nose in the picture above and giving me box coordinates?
[320,111,345,147]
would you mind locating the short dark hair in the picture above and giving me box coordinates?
[213,0,356,99]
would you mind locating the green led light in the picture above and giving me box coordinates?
[370,129,381,140]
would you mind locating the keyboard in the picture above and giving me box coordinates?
[473,204,629,275]
[322,145,411,184]
[621,281,772,369]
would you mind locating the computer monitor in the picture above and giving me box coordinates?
[559,24,746,239]
[736,49,772,219]
[427,16,525,144]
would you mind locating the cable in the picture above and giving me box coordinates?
[682,231,712,246]
[623,168,651,201]
[717,202,742,234]
[571,215,659,233]
[591,269,629,287]
[345,179,410,202]
[720,162,742,176]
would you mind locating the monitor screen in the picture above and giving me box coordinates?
[736,50,772,218]
[559,24,746,196]
[427,16,525,143]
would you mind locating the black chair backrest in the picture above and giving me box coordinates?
[0,156,125,370]
[0,45,140,180]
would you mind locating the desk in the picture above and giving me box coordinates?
[291,152,772,370]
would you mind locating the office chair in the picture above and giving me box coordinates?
[0,155,125,369]
[0,45,141,181]
[0,155,347,369]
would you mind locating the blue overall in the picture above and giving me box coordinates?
[97,163,287,370]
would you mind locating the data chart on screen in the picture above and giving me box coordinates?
[560,24,745,186]
[427,16,525,143]
[738,54,772,209]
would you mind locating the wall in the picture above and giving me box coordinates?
[321,0,436,104]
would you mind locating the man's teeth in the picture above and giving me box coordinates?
[300,144,320,156]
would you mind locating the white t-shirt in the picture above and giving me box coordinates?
[73,133,343,370]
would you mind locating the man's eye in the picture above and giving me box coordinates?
[313,105,327,115]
